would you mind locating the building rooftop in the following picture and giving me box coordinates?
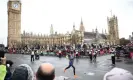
[84,32,107,39]
[84,32,96,39]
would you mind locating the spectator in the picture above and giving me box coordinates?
[35,50,40,60]
[36,63,55,80]
[4,60,12,80]
[0,56,7,80]
[31,51,35,62]
[103,67,133,80]
[6,60,13,67]
[11,64,34,80]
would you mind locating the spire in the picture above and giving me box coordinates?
[105,29,107,34]
[72,23,76,34]
[110,10,112,17]
[129,35,131,40]
[102,29,104,34]
[81,17,83,25]
[95,27,99,39]
[50,24,54,35]
[79,17,85,32]
[95,26,98,33]
[73,22,75,30]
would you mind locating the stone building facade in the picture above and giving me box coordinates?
[7,0,21,48]
[7,0,120,48]
[72,19,108,46]
[21,30,71,47]
[107,15,120,45]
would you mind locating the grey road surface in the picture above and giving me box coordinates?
[6,54,133,80]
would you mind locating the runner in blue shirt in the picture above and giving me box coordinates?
[64,52,77,78]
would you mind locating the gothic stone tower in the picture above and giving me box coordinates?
[7,0,21,48]
[79,18,85,32]
[79,18,85,45]
[50,24,54,36]
[107,15,119,45]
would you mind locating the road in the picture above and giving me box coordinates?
[6,54,133,80]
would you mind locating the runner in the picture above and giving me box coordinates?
[64,52,77,78]
[93,49,97,62]
[75,50,79,58]
[31,50,35,62]
[58,50,62,58]
[89,50,93,62]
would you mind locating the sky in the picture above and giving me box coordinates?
[0,0,133,45]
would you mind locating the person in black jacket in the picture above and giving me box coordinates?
[4,64,12,80]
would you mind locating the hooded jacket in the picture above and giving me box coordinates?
[0,65,7,80]
[11,64,34,80]
[104,67,133,80]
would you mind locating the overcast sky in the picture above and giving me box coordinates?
[0,0,133,45]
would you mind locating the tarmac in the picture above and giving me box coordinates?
[6,54,133,80]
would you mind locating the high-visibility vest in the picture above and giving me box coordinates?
[0,65,6,80]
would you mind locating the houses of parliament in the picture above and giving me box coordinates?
[7,0,120,48]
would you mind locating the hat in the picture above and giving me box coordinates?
[103,67,133,80]
[11,64,34,80]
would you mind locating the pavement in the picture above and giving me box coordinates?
[6,54,133,80]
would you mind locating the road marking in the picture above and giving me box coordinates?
[85,72,95,76]
[55,76,82,80]
[97,60,107,65]
[85,69,109,72]
[97,59,112,67]
[55,76,69,80]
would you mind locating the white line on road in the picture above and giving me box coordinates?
[97,60,107,65]
[86,69,109,72]
[85,72,95,76]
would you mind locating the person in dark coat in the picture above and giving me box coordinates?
[4,64,12,80]
[11,64,34,80]
[89,50,93,62]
